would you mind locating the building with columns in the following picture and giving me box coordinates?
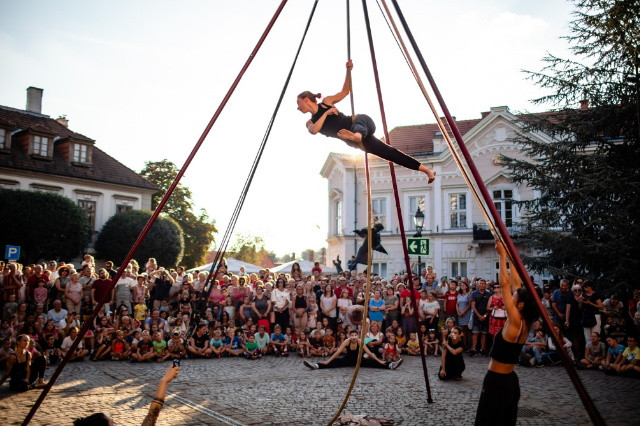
[321,106,549,282]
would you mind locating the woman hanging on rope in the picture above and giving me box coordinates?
[297,60,436,183]
[475,242,540,426]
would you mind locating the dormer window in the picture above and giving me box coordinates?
[73,143,89,163]
[33,135,51,157]
[0,128,8,151]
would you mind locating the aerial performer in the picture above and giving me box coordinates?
[296,60,437,183]
[475,242,540,426]
[353,219,387,266]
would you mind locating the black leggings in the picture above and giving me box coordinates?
[474,370,520,426]
[318,356,388,369]
[349,114,421,171]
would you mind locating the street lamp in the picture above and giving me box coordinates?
[413,208,425,277]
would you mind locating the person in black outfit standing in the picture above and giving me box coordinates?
[475,243,540,426]
[297,60,436,183]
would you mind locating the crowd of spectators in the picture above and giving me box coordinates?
[1,255,639,391]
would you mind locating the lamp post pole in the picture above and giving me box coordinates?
[413,207,425,282]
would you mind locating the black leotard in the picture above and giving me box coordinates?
[310,103,353,138]
[489,325,524,365]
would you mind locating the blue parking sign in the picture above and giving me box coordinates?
[5,245,20,260]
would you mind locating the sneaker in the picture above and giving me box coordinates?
[529,357,536,367]
[274,349,279,356]
[536,361,544,368]
[303,360,319,370]
[470,350,478,357]
[282,350,289,357]
[480,350,488,357]
[389,358,404,370]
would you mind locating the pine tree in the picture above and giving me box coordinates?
[504,0,639,289]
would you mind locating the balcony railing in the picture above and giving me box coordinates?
[473,223,526,242]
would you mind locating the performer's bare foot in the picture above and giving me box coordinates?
[337,129,363,144]
[418,165,436,183]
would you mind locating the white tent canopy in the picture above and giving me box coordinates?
[271,259,338,275]
[187,257,262,275]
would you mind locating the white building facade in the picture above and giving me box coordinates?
[0,87,158,248]
[321,106,549,282]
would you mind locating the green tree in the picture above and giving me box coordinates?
[229,233,272,266]
[504,0,639,289]
[140,160,216,268]
[0,189,91,263]
[95,210,184,267]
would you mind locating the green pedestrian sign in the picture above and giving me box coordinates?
[407,238,429,255]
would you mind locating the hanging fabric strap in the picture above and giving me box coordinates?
[188,0,321,339]
[20,2,290,424]
[361,0,434,403]
[327,2,376,423]
[386,1,604,424]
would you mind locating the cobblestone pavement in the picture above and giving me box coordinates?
[1,355,638,425]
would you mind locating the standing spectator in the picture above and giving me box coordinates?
[104,261,117,279]
[114,270,135,314]
[470,279,491,356]
[78,267,95,300]
[383,286,399,329]
[488,283,507,337]
[271,278,290,331]
[551,280,573,328]
[320,285,337,329]
[26,265,49,303]
[251,285,272,333]
[149,268,174,311]
[579,282,603,342]
[292,285,309,332]
[91,269,113,315]
[52,266,71,303]
[334,277,353,299]
[443,281,458,321]
[368,290,385,325]
[3,264,23,305]
[65,273,84,315]
[457,281,472,351]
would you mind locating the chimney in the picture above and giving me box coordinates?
[579,99,589,110]
[56,115,69,128]
[26,87,43,114]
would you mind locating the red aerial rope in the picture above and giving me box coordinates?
[360,0,433,403]
[389,0,604,424]
[21,1,289,424]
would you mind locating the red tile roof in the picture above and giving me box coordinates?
[0,105,158,191]
[387,117,484,154]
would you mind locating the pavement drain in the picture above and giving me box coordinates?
[518,407,543,418]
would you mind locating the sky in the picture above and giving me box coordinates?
[0,0,575,259]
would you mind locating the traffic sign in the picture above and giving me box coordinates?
[407,238,429,255]
[5,245,20,260]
